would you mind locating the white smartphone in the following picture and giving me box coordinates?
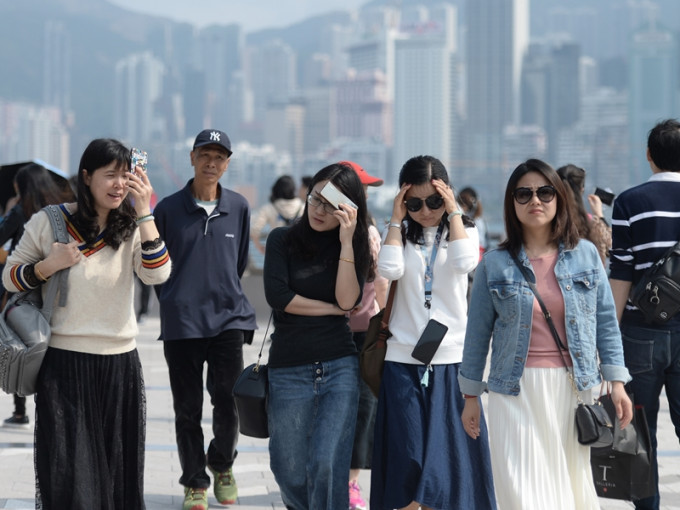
[319,182,358,210]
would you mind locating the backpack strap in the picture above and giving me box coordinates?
[41,205,71,315]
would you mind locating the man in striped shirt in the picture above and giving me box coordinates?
[609,119,680,510]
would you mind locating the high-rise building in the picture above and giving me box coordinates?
[335,69,392,146]
[43,21,71,116]
[114,52,166,144]
[198,24,244,134]
[247,40,297,125]
[393,5,457,174]
[465,0,529,183]
[628,22,680,182]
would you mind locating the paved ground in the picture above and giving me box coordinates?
[1,274,679,509]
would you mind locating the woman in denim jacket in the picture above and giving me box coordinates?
[459,159,633,510]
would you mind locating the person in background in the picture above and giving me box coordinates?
[609,119,680,510]
[298,175,313,201]
[460,158,632,510]
[154,129,257,510]
[264,163,372,510]
[459,186,489,255]
[340,160,389,510]
[1,163,75,429]
[372,155,495,510]
[250,175,304,255]
[557,164,611,266]
[2,139,171,509]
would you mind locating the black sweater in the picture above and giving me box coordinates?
[263,226,363,367]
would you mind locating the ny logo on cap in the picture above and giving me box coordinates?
[210,131,221,142]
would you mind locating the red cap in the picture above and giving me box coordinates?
[338,160,383,187]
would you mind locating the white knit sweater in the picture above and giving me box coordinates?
[378,225,479,365]
[2,206,171,355]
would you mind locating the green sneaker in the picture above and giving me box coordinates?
[208,465,238,505]
[183,486,208,510]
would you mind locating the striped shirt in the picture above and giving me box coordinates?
[609,171,680,327]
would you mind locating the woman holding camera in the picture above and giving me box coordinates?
[371,155,496,510]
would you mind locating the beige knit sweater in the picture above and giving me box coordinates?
[2,206,171,355]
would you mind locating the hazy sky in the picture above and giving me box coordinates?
[108,0,367,32]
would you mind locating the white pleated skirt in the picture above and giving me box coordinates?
[487,367,600,510]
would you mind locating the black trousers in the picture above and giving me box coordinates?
[164,330,244,488]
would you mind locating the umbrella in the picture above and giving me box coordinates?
[0,159,71,211]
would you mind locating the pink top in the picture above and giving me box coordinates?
[526,252,572,368]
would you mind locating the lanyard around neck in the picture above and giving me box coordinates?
[418,222,446,309]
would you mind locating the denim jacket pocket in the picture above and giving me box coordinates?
[569,273,599,316]
[489,282,520,325]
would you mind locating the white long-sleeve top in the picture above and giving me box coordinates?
[378,225,479,365]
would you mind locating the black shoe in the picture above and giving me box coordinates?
[3,414,29,428]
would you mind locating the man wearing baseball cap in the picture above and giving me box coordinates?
[154,129,256,510]
[338,161,388,510]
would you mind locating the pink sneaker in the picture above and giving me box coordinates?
[349,480,367,510]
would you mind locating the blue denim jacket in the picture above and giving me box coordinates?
[459,241,631,396]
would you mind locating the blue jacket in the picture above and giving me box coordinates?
[459,240,631,396]
[154,180,257,341]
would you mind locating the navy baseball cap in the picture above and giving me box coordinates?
[193,129,232,156]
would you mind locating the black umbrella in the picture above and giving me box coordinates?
[0,159,71,211]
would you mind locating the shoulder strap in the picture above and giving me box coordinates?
[382,280,398,325]
[41,205,71,314]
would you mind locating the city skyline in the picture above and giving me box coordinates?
[1,0,680,231]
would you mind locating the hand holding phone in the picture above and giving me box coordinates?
[130,148,148,175]
[593,187,615,206]
[319,182,358,210]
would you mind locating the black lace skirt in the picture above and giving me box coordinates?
[34,347,146,510]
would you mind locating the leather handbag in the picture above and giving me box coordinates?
[360,281,397,398]
[511,254,614,448]
[0,205,70,397]
[232,312,272,439]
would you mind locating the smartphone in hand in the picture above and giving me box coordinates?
[319,182,358,210]
[130,148,148,175]
[593,187,615,206]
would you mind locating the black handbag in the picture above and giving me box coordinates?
[629,240,680,324]
[360,282,396,398]
[511,253,614,448]
[590,394,655,500]
[232,312,272,439]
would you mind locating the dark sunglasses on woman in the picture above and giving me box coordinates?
[404,194,445,212]
[513,185,556,205]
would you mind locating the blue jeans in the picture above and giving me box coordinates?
[621,323,680,510]
[268,355,359,510]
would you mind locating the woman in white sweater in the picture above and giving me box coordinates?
[370,155,496,510]
[2,138,171,509]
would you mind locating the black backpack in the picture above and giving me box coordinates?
[630,241,680,324]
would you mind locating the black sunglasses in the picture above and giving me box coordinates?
[513,185,557,205]
[404,194,445,212]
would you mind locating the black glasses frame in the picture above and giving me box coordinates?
[404,194,445,212]
[513,185,557,205]
[307,194,336,214]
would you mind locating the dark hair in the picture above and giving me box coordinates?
[398,155,473,244]
[459,187,483,219]
[556,164,590,240]
[73,138,136,249]
[300,176,313,194]
[15,163,74,218]
[647,119,680,172]
[270,175,296,202]
[499,158,579,256]
[287,163,374,281]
